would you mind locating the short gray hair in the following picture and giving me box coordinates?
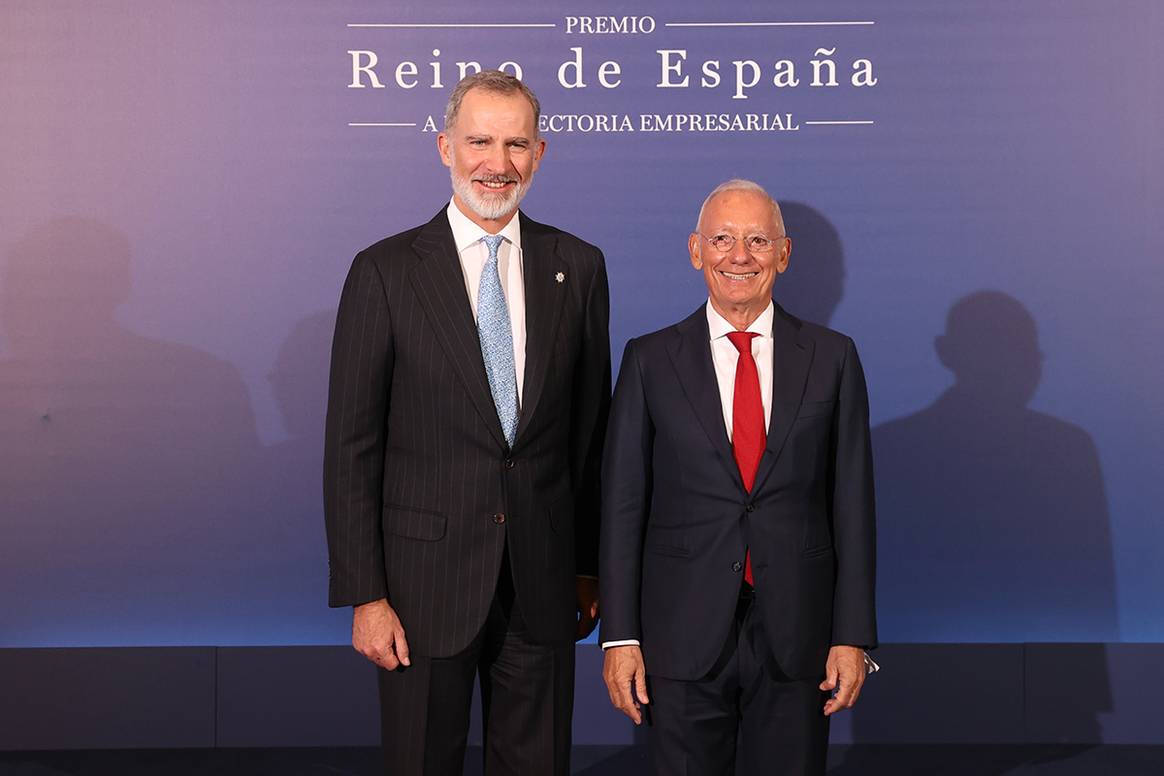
[695,179,785,234]
[444,70,541,135]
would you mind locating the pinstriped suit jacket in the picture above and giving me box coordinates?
[324,207,611,657]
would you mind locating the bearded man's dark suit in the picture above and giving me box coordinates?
[600,302,876,774]
[324,207,610,774]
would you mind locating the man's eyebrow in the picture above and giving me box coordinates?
[505,136,531,144]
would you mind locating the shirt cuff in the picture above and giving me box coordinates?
[864,651,880,675]
[602,639,641,650]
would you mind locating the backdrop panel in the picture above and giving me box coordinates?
[1,1,1160,648]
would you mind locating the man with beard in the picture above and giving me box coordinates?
[324,71,610,776]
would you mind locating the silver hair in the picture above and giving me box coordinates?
[444,70,541,135]
[695,179,785,234]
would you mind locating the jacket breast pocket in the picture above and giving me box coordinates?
[383,504,447,541]
[801,543,835,559]
[643,538,691,559]
[796,400,836,421]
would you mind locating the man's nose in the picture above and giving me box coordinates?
[484,144,509,172]
[727,237,752,263]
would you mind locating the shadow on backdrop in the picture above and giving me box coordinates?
[772,201,845,328]
[0,217,261,644]
[831,291,1115,770]
[251,309,339,634]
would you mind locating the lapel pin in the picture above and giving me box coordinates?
[555,271,565,283]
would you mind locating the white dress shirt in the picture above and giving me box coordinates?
[707,300,775,437]
[446,199,527,403]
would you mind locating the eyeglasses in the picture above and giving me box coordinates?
[697,232,787,254]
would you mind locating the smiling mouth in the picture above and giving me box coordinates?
[719,270,758,281]
[475,178,515,191]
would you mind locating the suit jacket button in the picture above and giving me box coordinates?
[492,513,506,525]
[504,458,515,469]
[731,561,742,572]
[745,503,755,512]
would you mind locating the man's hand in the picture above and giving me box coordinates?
[576,576,600,640]
[820,645,865,716]
[603,645,650,725]
[352,598,411,671]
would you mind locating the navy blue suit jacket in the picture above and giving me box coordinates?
[599,303,877,680]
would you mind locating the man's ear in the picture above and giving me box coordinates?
[437,132,452,168]
[775,236,792,275]
[689,233,703,270]
[531,136,547,172]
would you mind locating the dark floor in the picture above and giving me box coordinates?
[1,745,1162,775]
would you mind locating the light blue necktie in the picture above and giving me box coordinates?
[477,234,519,447]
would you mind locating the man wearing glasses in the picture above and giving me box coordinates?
[599,180,877,775]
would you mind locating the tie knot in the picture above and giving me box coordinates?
[726,331,758,355]
[482,234,504,260]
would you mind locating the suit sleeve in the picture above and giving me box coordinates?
[323,250,394,608]
[830,337,878,648]
[569,249,612,577]
[598,338,653,643]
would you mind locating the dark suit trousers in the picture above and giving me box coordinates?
[647,590,831,776]
[377,551,574,776]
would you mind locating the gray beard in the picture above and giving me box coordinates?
[450,170,531,221]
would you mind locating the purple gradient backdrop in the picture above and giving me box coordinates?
[1,1,1161,646]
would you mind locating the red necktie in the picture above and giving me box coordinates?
[727,331,764,586]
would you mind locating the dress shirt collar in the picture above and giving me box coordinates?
[705,299,775,340]
[446,198,523,254]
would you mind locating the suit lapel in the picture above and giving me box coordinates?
[753,304,814,493]
[513,215,566,444]
[668,306,745,491]
[409,208,508,449]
